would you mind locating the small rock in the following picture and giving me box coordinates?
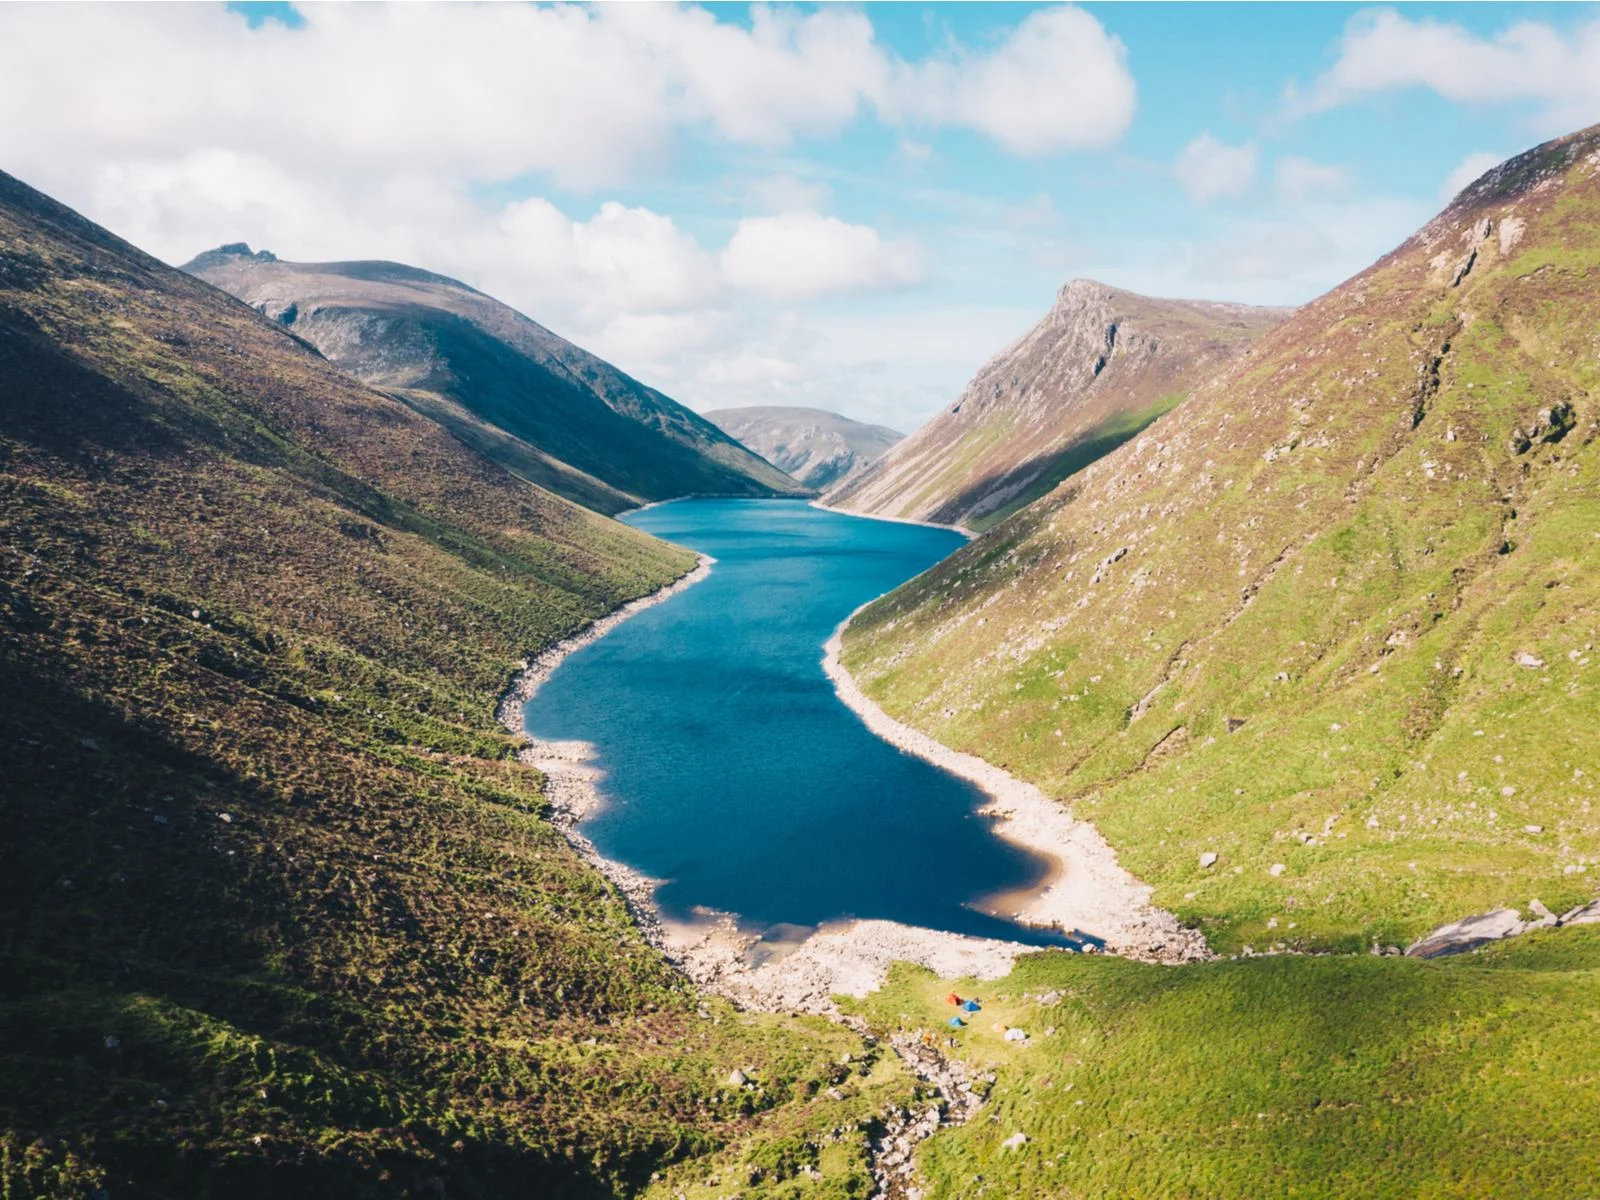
[1001,1132,1028,1151]
[103,1035,120,1050]
[1269,863,1286,877]
[218,812,233,823]
[1225,716,1247,733]
[1514,652,1546,669]
[81,737,101,751]
[727,1069,746,1087]
[1559,901,1600,927]
[1199,852,1219,869]
[1003,1027,1028,1042]
[1523,824,1542,833]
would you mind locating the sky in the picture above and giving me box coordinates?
[2,3,1598,432]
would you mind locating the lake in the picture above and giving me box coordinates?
[523,498,1065,947]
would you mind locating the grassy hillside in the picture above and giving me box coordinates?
[0,170,902,1198]
[847,929,1600,1199]
[184,249,808,514]
[825,282,1285,531]
[842,126,1600,954]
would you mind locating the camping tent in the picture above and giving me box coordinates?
[961,999,982,1012]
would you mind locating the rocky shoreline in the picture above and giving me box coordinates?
[822,612,1210,965]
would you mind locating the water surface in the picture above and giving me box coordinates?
[525,498,1062,946]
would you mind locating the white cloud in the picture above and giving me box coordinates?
[1174,134,1259,203]
[1438,150,1505,202]
[1292,9,1600,131]
[0,2,1137,198]
[744,173,835,215]
[1275,156,1351,202]
[720,211,924,302]
[894,6,1136,155]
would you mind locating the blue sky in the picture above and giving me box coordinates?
[4,2,1598,430]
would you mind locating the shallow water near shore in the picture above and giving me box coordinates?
[523,497,1068,947]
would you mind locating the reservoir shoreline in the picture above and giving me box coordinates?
[500,500,1202,1016]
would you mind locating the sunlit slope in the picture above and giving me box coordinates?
[0,169,900,1197]
[824,281,1285,531]
[842,126,1600,953]
[847,933,1600,1200]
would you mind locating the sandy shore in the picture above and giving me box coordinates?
[822,613,1210,965]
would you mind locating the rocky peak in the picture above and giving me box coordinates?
[182,242,278,273]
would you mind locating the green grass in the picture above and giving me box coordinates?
[847,929,1600,1199]
[965,393,1186,534]
[0,168,913,1198]
[843,125,1600,954]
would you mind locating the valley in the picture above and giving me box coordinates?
[4,84,1600,1200]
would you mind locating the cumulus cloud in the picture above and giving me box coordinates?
[720,211,924,302]
[1275,156,1351,202]
[1290,9,1600,131]
[0,2,1136,196]
[1438,150,1505,202]
[1174,134,1259,203]
[893,6,1137,155]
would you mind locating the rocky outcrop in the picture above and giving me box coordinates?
[824,280,1287,530]
[1408,899,1600,958]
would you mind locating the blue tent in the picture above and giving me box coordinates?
[961,999,981,1013]
[948,1016,965,1028]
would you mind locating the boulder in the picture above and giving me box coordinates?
[1406,908,1526,958]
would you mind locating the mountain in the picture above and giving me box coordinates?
[824,281,1288,531]
[702,405,902,490]
[183,247,807,514]
[0,170,881,1194]
[840,125,1600,955]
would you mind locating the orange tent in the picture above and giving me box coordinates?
[945,993,962,1006]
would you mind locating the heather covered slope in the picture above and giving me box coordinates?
[842,126,1600,954]
[0,171,904,1197]
[184,248,807,514]
[824,281,1286,531]
[703,406,902,491]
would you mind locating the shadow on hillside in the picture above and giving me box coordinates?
[0,654,605,1199]
[929,416,1166,532]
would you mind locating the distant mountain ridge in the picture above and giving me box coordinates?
[702,405,902,490]
[184,246,808,514]
[825,280,1288,531]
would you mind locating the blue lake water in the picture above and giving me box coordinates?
[523,498,1065,947]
